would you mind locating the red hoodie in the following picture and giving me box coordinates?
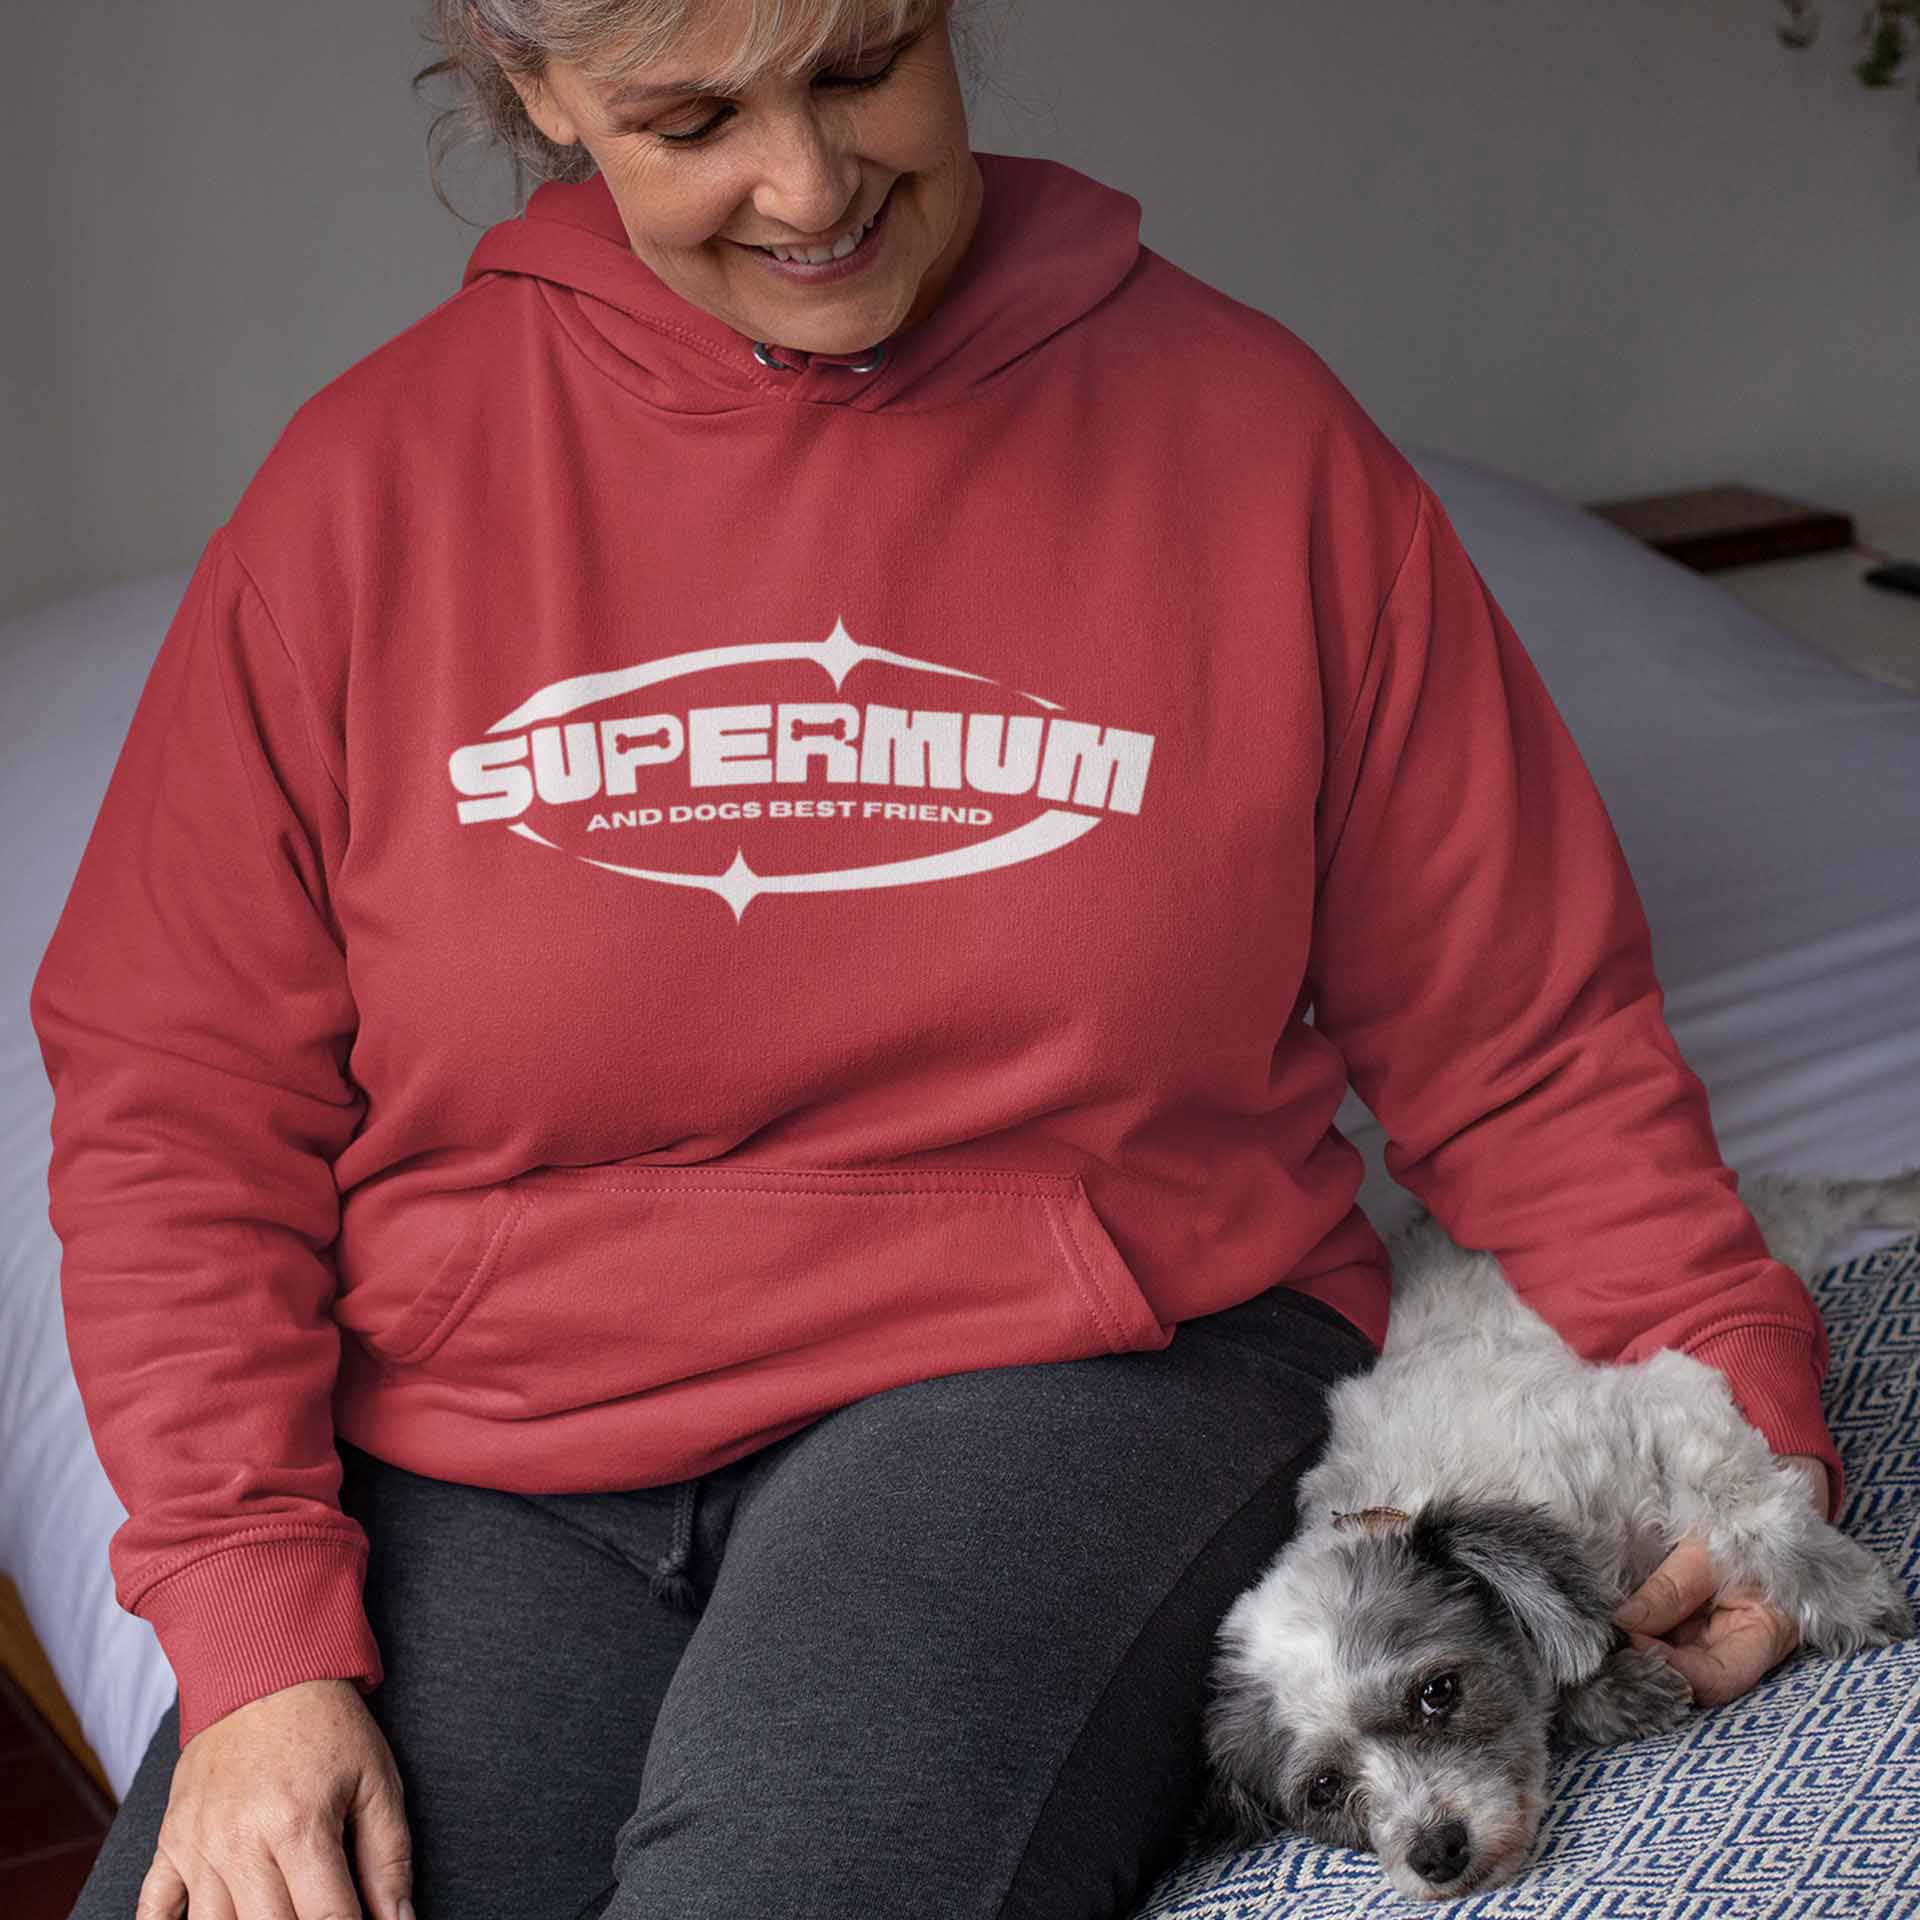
[30,151,1838,1749]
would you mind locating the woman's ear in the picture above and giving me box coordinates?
[1410,1497,1616,1687]
[493,58,584,150]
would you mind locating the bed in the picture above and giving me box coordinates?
[5,446,1917,1910]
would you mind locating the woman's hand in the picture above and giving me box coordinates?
[137,1677,414,1920]
[1612,1454,1833,1709]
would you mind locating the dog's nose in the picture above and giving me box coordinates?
[1407,1819,1472,1886]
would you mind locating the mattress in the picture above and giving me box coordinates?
[1335,450,1920,1250]
[4,444,1917,1824]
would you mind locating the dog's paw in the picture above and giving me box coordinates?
[1853,1563,1916,1648]
[1807,1575,1915,1655]
[1552,1644,1694,1745]
[1791,1533,1915,1656]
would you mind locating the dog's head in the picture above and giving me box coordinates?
[1192,1497,1616,1902]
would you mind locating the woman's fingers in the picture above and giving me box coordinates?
[1614,1536,1719,1637]
[134,1851,191,1920]
[1613,1491,1824,1709]
[1661,1606,1716,1648]
[172,1862,244,1920]
[270,1827,367,1919]
[347,1758,416,1920]
[1641,1589,1802,1707]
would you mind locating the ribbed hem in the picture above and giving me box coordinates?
[1683,1320,1844,1518]
[138,1534,386,1748]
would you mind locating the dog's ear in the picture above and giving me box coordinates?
[1188,1684,1292,1853]
[1410,1497,1614,1688]
[1185,1766,1284,1856]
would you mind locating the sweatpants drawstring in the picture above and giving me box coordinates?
[647,1476,703,1614]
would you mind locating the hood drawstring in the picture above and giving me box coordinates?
[753,340,892,374]
[647,1475,703,1613]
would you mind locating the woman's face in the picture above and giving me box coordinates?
[502,1,983,355]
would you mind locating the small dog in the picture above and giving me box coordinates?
[1193,1168,1919,1902]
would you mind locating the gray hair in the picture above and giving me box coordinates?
[412,0,1005,221]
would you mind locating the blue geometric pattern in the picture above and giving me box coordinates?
[1137,1236,1920,1918]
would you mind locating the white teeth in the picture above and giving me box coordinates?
[762,207,878,265]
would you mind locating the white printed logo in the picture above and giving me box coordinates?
[447,619,1155,919]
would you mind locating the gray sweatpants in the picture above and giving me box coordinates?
[71,1284,1372,1919]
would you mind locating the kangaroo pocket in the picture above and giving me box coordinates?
[359,1164,1172,1419]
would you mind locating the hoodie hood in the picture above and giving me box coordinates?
[460,148,1143,413]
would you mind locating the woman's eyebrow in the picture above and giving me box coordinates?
[607,76,732,106]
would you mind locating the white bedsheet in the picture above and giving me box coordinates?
[1338,450,1920,1244]
[3,575,189,1794]
[4,448,1917,1799]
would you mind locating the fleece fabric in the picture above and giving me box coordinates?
[30,150,1840,1749]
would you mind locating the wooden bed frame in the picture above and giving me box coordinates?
[0,1572,113,1800]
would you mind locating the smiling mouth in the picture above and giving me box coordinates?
[736,182,894,259]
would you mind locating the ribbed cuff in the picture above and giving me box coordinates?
[1684,1319,1844,1518]
[138,1534,386,1748]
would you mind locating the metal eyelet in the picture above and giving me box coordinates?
[752,341,891,375]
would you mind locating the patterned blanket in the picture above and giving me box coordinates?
[1140,1234,1920,1919]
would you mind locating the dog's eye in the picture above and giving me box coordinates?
[1417,1673,1459,1717]
[1305,1770,1346,1810]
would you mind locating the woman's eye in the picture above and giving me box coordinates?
[1306,1770,1346,1810]
[1417,1673,1459,1717]
[652,47,905,147]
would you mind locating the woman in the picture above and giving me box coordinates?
[38,2,1837,1916]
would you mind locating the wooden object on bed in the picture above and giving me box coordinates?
[1586,483,1854,571]
[0,1574,113,1802]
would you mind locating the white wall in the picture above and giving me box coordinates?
[5,0,1917,623]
